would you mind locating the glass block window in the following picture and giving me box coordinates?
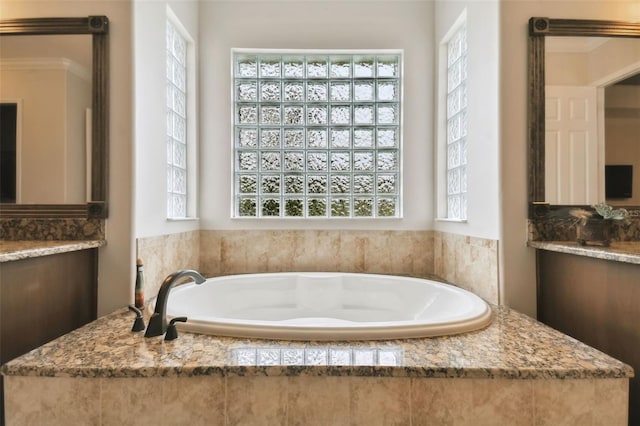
[233,51,402,218]
[445,25,467,220]
[166,19,188,218]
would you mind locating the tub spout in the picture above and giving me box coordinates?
[144,269,206,338]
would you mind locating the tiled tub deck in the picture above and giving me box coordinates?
[1,306,633,426]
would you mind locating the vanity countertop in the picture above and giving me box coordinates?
[1,305,633,380]
[528,240,640,265]
[0,240,105,263]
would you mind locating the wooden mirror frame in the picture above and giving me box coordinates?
[0,16,109,219]
[528,17,640,219]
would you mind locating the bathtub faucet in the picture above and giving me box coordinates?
[144,269,206,338]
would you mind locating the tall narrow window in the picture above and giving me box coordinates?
[445,23,467,220]
[166,18,188,218]
[232,50,402,218]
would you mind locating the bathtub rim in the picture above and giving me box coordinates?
[153,271,494,341]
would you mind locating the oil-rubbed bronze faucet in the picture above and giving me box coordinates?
[144,269,206,338]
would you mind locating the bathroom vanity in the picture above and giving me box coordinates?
[525,15,640,425]
[0,240,103,362]
[530,241,640,425]
[0,240,104,421]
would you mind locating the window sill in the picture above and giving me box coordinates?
[434,217,467,223]
[167,217,200,222]
[230,217,403,220]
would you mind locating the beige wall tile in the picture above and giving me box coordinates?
[201,229,435,279]
[137,231,200,301]
[287,376,350,426]
[199,230,221,276]
[433,231,444,278]
[349,377,411,426]
[412,378,474,425]
[145,229,497,307]
[295,230,341,272]
[4,376,100,426]
[469,379,534,426]
[432,231,499,304]
[363,231,432,277]
[100,377,164,426]
[226,376,288,426]
[4,375,627,425]
[533,379,595,426]
[593,379,628,426]
[413,379,536,426]
[533,378,628,426]
[161,376,225,426]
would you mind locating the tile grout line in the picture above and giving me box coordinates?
[409,377,413,426]
[98,377,103,426]
[224,376,228,426]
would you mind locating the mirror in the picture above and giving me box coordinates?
[1,34,92,204]
[0,16,109,218]
[528,18,640,218]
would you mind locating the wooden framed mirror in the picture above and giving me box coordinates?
[528,17,640,219]
[0,16,109,218]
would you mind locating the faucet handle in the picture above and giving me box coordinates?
[128,305,146,332]
[164,316,188,341]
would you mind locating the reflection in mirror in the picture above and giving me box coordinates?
[605,72,640,206]
[0,16,109,219]
[544,36,640,206]
[0,35,92,204]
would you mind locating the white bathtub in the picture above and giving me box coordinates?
[160,272,492,341]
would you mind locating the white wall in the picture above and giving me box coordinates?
[547,38,640,86]
[499,0,640,317]
[198,0,433,230]
[589,38,640,85]
[133,0,200,238]
[433,0,500,241]
[0,0,135,316]
[0,65,90,204]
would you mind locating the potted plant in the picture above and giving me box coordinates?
[570,202,629,246]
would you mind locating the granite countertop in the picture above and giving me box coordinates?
[0,240,105,262]
[1,305,633,380]
[528,240,640,265]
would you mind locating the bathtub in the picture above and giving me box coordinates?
[160,272,492,341]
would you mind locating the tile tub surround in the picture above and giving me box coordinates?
[136,230,201,300]
[3,376,628,425]
[433,231,499,304]
[199,229,435,279]
[139,229,498,305]
[1,306,632,425]
[0,240,106,263]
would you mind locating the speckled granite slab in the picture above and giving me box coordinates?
[0,218,105,241]
[1,306,633,380]
[0,240,106,262]
[528,241,640,265]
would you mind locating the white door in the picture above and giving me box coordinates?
[545,85,602,204]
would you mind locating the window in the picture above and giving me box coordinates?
[232,50,402,218]
[443,20,468,220]
[166,17,191,218]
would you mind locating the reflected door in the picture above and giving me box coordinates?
[545,85,602,204]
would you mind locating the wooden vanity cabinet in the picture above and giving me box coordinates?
[0,249,98,423]
[537,250,640,425]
